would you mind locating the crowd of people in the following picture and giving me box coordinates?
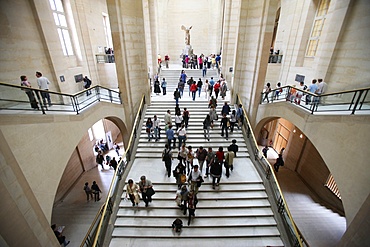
[262,79,327,106]
[125,138,239,228]
[124,87,245,229]
[180,53,221,71]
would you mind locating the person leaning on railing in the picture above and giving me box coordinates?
[20,75,39,110]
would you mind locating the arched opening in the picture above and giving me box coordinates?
[255,116,347,243]
[50,117,128,241]
[257,117,345,215]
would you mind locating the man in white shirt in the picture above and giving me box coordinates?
[188,165,201,194]
[36,71,52,106]
[177,124,187,150]
[316,78,328,104]
[164,110,172,127]
[316,78,327,95]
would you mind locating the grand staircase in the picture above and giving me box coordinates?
[109,67,284,246]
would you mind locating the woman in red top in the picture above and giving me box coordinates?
[190,82,198,101]
[215,146,225,166]
[213,81,221,99]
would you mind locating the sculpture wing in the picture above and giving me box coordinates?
[181,25,186,31]
[189,26,192,30]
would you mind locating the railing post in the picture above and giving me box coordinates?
[358,89,368,110]
[109,90,113,103]
[266,165,271,180]
[126,150,131,163]
[34,90,46,114]
[277,196,285,213]
[71,96,80,114]
[96,87,101,101]
[260,92,263,104]
[351,90,363,114]
[254,148,259,161]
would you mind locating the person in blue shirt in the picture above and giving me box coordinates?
[306,79,318,105]
[209,77,215,87]
[236,104,244,128]
[161,78,167,95]
[166,125,176,149]
[215,54,221,68]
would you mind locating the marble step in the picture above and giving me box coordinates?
[111,226,280,238]
[116,207,274,218]
[137,133,245,140]
[148,103,232,108]
[120,191,268,200]
[138,138,245,144]
[119,198,271,208]
[135,148,248,155]
[135,153,249,159]
[114,215,277,227]
[123,183,264,191]
[110,236,283,247]
[139,127,244,132]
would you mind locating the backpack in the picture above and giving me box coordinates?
[208,84,213,90]
[84,78,91,88]
[162,149,170,161]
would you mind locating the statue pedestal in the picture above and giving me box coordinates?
[183,45,193,56]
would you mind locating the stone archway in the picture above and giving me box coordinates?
[255,115,345,215]
[52,116,128,205]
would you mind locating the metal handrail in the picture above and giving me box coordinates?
[0,82,121,115]
[260,85,370,115]
[80,95,146,247]
[236,94,305,247]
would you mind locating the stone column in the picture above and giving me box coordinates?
[232,0,277,125]
[221,0,241,86]
[107,0,150,129]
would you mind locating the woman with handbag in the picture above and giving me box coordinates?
[126,179,140,207]
[174,162,186,189]
[139,175,154,207]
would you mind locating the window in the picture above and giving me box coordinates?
[306,0,330,57]
[325,174,341,199]
[102,13,113,49]
[49,0,74,56]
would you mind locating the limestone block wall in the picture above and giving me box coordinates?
[276,0,313,85]
[156,0,223,63]
[323,0,370,90]
[274,0,370,92]
[255,102,370,227]
[0,0,61,91]
[73,0,118,88]
[0,132,58,246]
[0,0,120,99]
